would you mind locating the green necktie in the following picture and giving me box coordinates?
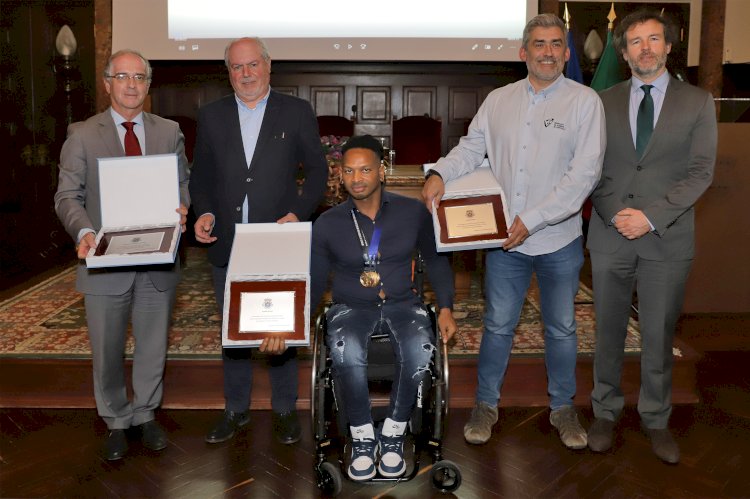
[636,84,654,157]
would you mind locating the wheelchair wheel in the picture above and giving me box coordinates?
[311,311,328,441]
[430,339,450,440]
[430,459,462,493]
[317,461,343,496]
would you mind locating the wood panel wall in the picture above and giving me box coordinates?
[147,61,523,156]
[1,0,96,288]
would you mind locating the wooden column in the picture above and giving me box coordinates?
[94,0,112,113]
[539,0,560,15]
[698,0,725,115]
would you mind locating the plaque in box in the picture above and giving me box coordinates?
[222,223,312,348]
[226,280,307,343]
[435,195,507,244]
[85,154,181,268]
[430,165,510,252]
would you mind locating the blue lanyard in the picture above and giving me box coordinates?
[350,210,381,267]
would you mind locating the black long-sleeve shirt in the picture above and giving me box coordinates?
[311,189,454,310]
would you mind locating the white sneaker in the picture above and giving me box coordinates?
[348,424,377,481]
[377,433,406,478]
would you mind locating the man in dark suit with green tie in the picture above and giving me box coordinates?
[586,10,717,463]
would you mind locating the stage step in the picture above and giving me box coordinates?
[0,339,699,409]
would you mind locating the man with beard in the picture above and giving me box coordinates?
[311,135,457,480]
[586,10,716,464]
[422,14,605,450]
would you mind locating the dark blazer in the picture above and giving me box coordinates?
[189,90,328,267]
[587,77,717,261]
[54,109,191,294]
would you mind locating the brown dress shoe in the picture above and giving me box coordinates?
[645,427,680,464]
[588,418,615,453]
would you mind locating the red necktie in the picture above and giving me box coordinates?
[122,122,143,156]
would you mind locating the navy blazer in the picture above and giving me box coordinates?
[189,90,328,266]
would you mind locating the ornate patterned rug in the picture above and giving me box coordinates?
[0,247,641,359]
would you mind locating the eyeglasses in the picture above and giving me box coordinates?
[106,73,150,83]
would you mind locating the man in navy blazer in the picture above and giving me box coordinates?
[586,10,717,463]
[189,37,327,445]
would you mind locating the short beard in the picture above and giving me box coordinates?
[629,53,667,80]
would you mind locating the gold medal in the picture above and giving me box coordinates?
[359,270,381,288]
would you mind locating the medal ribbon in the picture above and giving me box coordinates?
[351,210,381,267]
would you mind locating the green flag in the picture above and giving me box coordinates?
[591,31,623,91]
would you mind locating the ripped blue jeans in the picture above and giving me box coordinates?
[326,301,435,427]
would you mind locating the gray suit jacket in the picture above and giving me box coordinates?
[587,76,717,261]
[54,109,190,294]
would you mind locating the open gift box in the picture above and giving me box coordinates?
[429,164,510,252]
[222,222,312,348]
[85,154,181,268]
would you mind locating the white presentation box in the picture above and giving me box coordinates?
[85,154,181,268]
[430,164,510,252]
[222,222,312,348]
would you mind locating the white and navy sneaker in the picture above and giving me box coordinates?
[377,433,406,478]
[348,425,377,481]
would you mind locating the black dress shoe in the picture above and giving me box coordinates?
[205,410,250,443]
[272,410,301,445]
[139,420,168,451]
[104,429,128,461]
[588,418,615,453]
[644,427,680,464]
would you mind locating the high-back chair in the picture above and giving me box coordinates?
[317,115,355,138]
[391,115,442,164]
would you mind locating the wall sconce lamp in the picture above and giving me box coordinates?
[55,25,78,126]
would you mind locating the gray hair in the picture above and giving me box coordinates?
[104,49,152,80]
[522,13,567,50]
[224,37,271,69]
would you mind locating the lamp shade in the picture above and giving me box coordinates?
[583,29,604,60]
[55,25,77,58]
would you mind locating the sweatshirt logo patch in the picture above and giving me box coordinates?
[544,118,566,130]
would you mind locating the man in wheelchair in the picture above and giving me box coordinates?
[311,135,458,481]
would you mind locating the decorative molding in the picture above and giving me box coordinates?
[403,86,437,118]
[449,87,480,125]
[357,86,391,124]
[310,86,344,115]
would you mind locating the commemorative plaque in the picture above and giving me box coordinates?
[223,223,311,348]
[86,154,181,268]
[430,165,510,252]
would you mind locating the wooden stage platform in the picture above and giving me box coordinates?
[0,338,699,409]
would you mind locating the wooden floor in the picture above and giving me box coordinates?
[1,348,748,498]
[2,255,749,497]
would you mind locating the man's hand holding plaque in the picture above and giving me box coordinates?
[422,167,509,251]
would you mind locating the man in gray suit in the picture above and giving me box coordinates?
[54,49,190,461]
[587,10,717,464]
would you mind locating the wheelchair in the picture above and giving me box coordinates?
[311,297,462,496]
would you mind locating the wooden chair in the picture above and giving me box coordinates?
[317,115,354,137]
[392,115,442,164]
